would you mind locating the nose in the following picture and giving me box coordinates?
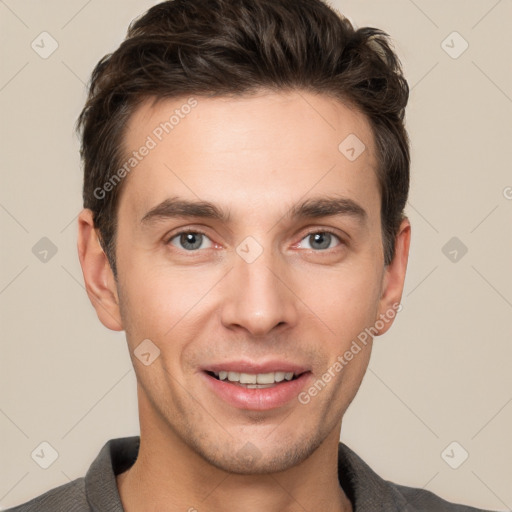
[219,244,299,337]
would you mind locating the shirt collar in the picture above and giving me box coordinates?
[84,436,415,511]
[85,436,139,512]
[337,441,416,511]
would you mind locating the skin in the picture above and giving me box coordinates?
[78,90,410,512]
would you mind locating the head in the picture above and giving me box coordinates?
[77,0,411,474]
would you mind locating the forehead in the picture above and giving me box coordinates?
[118,90,380,224]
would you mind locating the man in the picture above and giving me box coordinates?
[7,0,498,510]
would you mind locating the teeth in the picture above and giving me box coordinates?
[214,371,299,384]
[256,372,275,384]
[274,371,285,382]
[228,371,240,382]
[239,373,257,384]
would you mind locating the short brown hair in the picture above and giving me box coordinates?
[77,0,410,278]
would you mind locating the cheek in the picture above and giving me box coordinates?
[298,260,382,339]
[117,263,173,340]
[118,260,218,345]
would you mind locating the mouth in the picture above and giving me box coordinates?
[201,364,312,410]
[205,370,303,389]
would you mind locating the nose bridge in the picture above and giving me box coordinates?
[220,239,298,336]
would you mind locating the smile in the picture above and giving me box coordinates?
[207,370,301,388]
[202,368,312,410]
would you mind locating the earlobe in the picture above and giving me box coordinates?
[77,209,124,331]
[375,218,411,336]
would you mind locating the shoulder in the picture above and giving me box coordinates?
[337,441,497,512]
[5,436,138,512]
[5,477,89,512]
[392,481,495,511]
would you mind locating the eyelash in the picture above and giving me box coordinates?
[165,227,345,252]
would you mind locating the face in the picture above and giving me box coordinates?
[79,90,409,474]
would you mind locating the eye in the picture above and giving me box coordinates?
[297,230,343,251]
[167,230,213,251]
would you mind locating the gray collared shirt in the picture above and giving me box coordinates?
[6,436,496,511]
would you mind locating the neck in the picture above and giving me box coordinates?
[117,397,352,512]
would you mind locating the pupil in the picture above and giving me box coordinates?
[181,232,202,250]
[311,232,330,250]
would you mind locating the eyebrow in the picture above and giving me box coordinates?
[140,195,367,227]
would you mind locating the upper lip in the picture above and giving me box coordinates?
[203,360,310,375]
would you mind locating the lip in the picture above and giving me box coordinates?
[202,360,310,375]
[201,369,312,411]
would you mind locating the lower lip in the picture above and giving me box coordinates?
[202,371,312,411]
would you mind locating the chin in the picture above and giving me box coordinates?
[191,433,322,475]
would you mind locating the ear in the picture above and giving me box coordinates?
[77,208,123,331]
[374,218,411,336]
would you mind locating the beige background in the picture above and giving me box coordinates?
[1,0,511,510]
